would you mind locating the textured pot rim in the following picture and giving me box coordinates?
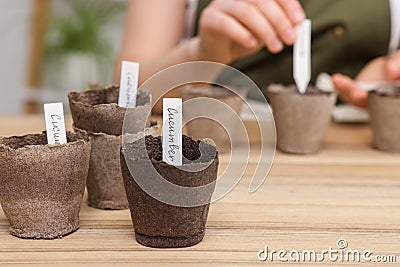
[267,89,334,98]
[68,85,151,110]
[182,85,248,99]
[73,124,120,137]
[146,153,219,169]
[73,121,159,138]
[122,136,219,169]
[267,83,335,97]
[0,131,89,152]
[368,89,400,98]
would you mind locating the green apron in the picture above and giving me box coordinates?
[194,0,391,98]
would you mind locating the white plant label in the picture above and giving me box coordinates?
[44,102,67,145]
[162,98,182,166]
[118,61,139,107]
[293,19,312,94]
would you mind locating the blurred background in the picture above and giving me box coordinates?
[0,0,126,114]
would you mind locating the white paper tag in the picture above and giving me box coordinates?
[162,98,182,166]
[44,103,67,145]
[118,61,139,107]
[293,19,312,94]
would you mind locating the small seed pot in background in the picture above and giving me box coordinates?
[267,84,336,154]
[368,86,400,153]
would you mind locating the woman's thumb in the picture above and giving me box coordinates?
[386,50,400,80]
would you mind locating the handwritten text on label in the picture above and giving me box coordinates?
[44,103,67,145]
[162,98,182,165]
[118,61,139,107]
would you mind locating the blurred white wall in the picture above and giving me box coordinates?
[0,0,33,114]
[0,0,126,115]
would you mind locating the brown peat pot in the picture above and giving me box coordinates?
[68,85,152,209]
[121,135,219,248]
[0,132,90,239]
[267,84,336,154]
[368,86,400,153]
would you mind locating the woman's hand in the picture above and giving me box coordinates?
[332,50,400,108]
[196,0,306,64]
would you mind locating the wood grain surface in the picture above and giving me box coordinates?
[0,115,399,266]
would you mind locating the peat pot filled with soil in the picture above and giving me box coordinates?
[121,135,219,248]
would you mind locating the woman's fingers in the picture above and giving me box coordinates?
[208,0,306,53]
[229,0,285,52]
[254,0,306,45]
[333,52,400,108]
[276,0,306,24]
[210,0,282,53]
[332,74,368,108]
[200,7,259,49]
[254,0,297,45]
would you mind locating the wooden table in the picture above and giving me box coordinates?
[0,115,399,266]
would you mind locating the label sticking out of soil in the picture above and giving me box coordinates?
[293,19,312,94]
[44,102,67,145]
[162,98,182,165]
[118,61,139,107]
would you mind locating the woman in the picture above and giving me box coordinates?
[116,0,400,108]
